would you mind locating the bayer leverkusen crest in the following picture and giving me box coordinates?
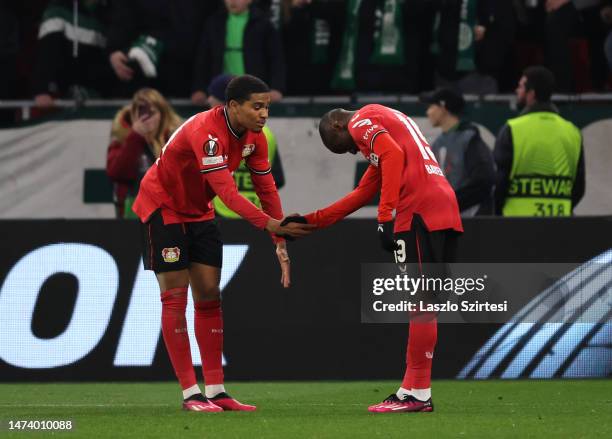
[162,247,180,263]
[204,134,219,156]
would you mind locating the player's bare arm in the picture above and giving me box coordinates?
[275,241,291,288]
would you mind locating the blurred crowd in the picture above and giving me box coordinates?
[2,0,612,109]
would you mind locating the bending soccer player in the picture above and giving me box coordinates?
[287,105,462,413]
[132,75,313,412]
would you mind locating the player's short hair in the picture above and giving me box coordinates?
[319,110,338,151]
[318,109,353,154]
[523,66,555,102]
[225,75,270,104]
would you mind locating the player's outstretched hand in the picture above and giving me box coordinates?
[280,214,308,226]
[266,217,315,239]
[280,214,313,241]
[377,221,400,252]
[278,214,310,241]
[276,241,291,288]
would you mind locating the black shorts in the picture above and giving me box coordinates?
[393,214,459,266]
[141,210,223,273]
[393,215,460,316]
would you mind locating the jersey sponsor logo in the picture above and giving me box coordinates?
[352,118,373,129]
[361,125,379,141]
[242,144,255,158]
[161,247,180,263]
[202,156,224,166]
[425,351,434,359]
[369,152,379,167]
[204,134,219,156]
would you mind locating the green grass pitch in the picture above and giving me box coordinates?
[1,380,611,438]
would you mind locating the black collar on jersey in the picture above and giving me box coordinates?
[223,106,243,139]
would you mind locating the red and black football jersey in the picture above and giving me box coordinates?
[306,104,462,233]
[133,106,282,229]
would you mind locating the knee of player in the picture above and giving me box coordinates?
[193,286,221,302]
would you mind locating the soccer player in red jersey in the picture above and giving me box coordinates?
[132,75,313,412]
[285,104,463,412]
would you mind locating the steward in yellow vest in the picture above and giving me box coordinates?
[493,66,585,216]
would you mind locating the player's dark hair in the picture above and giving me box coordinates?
[523,66,555,102]
[225,74,270,104]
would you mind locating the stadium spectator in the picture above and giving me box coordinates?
[0,1,48,107]
[106,88,182,218]
[0,2,19,121]
[421,88,496,215]
[329,0,425,93]
[106,0,218,98]
[281,0,344,95]
[601,1,612,71]
[132,75,312,412]
[284,104,462,413]
[493,66,585,216]
[431,0,516,94]
[31,0,115,108]
[191,0,285,105]
[607,31,612,70]
[544,0,607,92]
[205,74,286,218]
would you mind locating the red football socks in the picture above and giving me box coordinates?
[160,288,197,390]
[194,299,224,385]
[402,318,438,390]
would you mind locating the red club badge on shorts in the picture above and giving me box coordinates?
[162,247,180,263]
[204,134,219,156]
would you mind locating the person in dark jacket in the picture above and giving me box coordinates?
[0,2,19,118]
[432,0,516,94]
[31,0,115,107]
[106,0,219,97]
[421,87,496,216]
[191,0,285,105]
[280,0,344,95]
[493,66,585,216]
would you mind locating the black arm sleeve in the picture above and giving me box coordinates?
[571,139,586,210]
[455,133,496,211]
[493,124,514,215]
